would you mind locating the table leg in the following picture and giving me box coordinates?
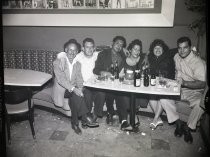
[129,93,140,133]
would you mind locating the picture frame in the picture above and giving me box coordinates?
[2,0,176,27]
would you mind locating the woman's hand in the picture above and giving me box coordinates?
[123,48,130,57]
[73,88,84,97]
[142,54,150,68]
[100,71,112,77]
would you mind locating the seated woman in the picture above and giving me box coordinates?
[52,39,98,135]
[148,39,179,130]
[118,39,149,130]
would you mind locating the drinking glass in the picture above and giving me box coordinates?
[119,76,124,83]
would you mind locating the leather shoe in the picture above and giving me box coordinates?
[106,114,113,125]
[174,119,183,137]
[72,124,82,135]
[183,126,193,144]
[82,116,99,128]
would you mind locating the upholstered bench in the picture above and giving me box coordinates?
[4,48,203,123]
[4,49,71,117]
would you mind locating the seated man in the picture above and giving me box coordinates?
[75,37,106,122]
[166,36,206,144]
[52,39,98,135]
[93,36,128,128]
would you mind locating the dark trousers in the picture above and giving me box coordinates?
[83,87,106,117]
[66,91,89,125]
[106,92,130,123]
[106,92,149,123]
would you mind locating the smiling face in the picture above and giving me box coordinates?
[65,43,78,63]
[83,41,95,57]
[112,39,124,53]
[130,44,141,58]
[153,45,163,57]
[178,41,191,58]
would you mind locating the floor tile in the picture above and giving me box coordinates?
[49,130,69,141]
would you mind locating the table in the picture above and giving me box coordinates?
[84,76,181,132]
[4,68,52,87]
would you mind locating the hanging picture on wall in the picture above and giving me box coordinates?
[3,0,175,27]
[3,0,157,10]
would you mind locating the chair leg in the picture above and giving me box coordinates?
[29,113,36,139]
[6,115,11,145]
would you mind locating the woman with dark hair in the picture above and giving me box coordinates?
[118,39,149,130]
[148,39,178,130]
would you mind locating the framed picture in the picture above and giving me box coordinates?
[2,0,176,27]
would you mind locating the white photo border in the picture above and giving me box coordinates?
[2,0,175,27]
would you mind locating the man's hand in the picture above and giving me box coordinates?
[73,88,84,97]
[191,46,200,56]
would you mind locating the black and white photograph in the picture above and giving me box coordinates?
[32,0,47,9]
[125,0,139,8]
[22,0,33,9]
[99,0,111,9]
[85,0,97,8]
[1,0,209,157]
[72,0,84,7]
[9,0,22,9]
[57,0,72,8]
[139,0,154,8]
[112,0,126,9]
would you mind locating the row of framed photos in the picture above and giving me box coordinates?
[2,0,155,9]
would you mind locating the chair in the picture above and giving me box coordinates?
[4,87,36,144]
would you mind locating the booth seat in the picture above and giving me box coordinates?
[3,48,203,122]
[3,49,71,117]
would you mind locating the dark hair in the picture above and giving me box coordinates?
[177,36,191,47]
[149,39,169,54]
[127,39,143,54]
[83,38,95,47]
[63,39,81,52]
[113,36,127,48]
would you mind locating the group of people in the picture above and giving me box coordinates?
[52,36,207,144]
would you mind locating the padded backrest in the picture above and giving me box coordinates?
[5,88,31,104]
[3,50,59,75]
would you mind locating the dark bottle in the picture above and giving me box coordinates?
[110,63,115,76]
[150,74,156,86]
[144,69,149,87]
[114,61,119,79]
[134,70,140,87]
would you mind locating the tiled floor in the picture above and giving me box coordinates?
[6,108,208,157]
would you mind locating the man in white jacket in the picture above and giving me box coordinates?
[75,38,106,122]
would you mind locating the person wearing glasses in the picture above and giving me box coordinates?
[52,39,98,135]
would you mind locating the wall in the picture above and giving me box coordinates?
[2,0,206,58]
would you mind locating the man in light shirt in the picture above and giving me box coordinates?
[75,38,106,122]
[165,36,207,144]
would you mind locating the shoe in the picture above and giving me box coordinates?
[82,116,99,128]
[72,124,82,135]
[150,120,163,130]
[92,113,98,123]
[106,114,113,125]
[174,119,184,137]
[120,120,130,131]
[183,125,193,144]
